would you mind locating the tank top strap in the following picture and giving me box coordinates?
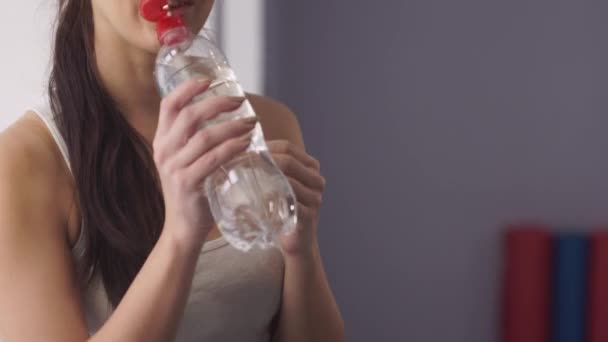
[30,99,73,175]
[29,98,86,258]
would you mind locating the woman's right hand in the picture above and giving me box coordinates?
[152,79,256,248]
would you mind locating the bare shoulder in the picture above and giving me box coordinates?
[0,113,88,340]
[247,94,305,147]
[0,112,74,240]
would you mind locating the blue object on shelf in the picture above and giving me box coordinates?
[552,233,589,342]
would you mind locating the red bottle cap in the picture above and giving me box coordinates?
[140,0,187,42]
[140,0,166,21]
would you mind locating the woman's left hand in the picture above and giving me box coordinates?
[267,140,326,257]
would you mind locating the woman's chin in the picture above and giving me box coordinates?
[147,40,162,54]
[140,29,162,55]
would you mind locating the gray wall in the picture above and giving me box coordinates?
[266,1,608,341]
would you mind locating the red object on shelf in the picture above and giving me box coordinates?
[502,224,553,342]
[588,231,608,342]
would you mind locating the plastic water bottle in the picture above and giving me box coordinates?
[140,0,297,251]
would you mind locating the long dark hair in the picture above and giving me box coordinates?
[48,0,165,306]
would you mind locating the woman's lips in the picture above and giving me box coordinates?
[166,0,194,13]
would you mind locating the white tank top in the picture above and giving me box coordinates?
[29,101,284,342]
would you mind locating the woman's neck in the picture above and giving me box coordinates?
[94,19,161,144]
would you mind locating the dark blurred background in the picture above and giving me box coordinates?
[265,1,608,341]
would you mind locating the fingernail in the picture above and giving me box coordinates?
[242,132,253,142]
[241,136,252,146]
[243,116,258,125]
[198,78,212,85]
[229,96,246,103]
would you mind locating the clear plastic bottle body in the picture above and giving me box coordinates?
[155,30,297,251]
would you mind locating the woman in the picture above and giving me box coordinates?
[0,0,344,341]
